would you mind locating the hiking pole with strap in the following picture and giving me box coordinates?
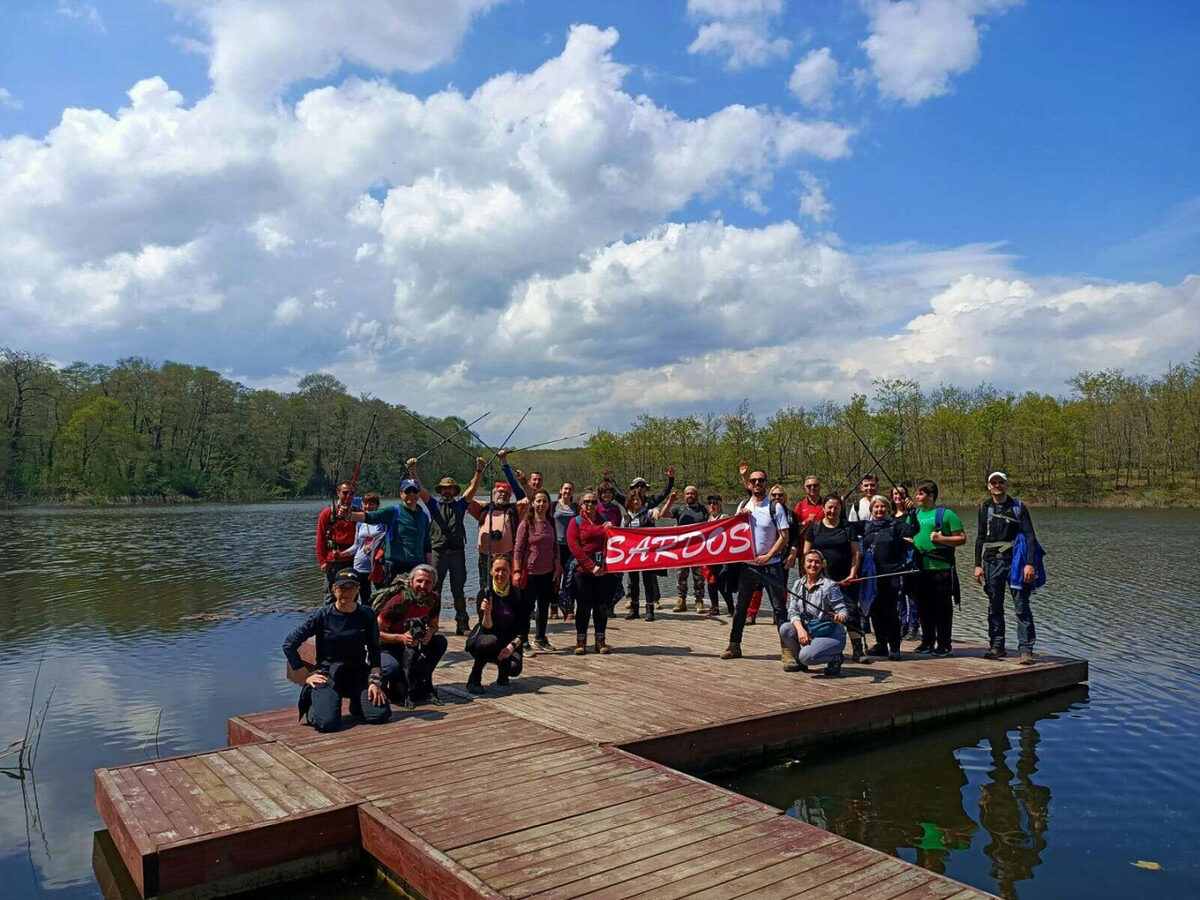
[412,411,491,462]
[398,406,478,462]
[509,431,588,453]
[345,412,378,500]
[846,420,899,490]
[481,406,533,602]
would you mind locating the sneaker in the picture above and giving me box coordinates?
[706,606,719,617]
[887,651,902,661]
[866,643,888,657]
[495,671,510,686]
[428,687,443,706]
[984,646,1008,660]
[821,653,843,677]
[932,647,951,658]
[1018,650,1035,665]
[914,643,934,654]
[720,642,742,660]
[746,615,757,626]
[535,636,552,651]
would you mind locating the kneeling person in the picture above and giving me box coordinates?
[376,565,448,708]
[283,570,390,733]
[780,550,849,677]
[466,557,528,694]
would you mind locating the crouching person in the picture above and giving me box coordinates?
[780,550,849,677]
[283,569,391,733]
[465,556,527,694]
[376,564,448,709]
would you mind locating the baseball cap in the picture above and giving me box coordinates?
[400,478,420,493]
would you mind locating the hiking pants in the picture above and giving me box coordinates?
[913,569,955,651]
[627,571,660,612]
[526,572,556,641]
[708,565,736,615]
[869,576,903,653]
[304,662,390,733]
[983,554,1035,652]
[729,563,785,645]
[574,570,613,638]
[780,621,846,667]
[380,634,448,703]
[468,634,524,683]
[433,548,468,627]
[676,566,705,601]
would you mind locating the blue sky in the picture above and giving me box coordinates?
[1,1,1198,441]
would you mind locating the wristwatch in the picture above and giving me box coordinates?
[368,674,383,687]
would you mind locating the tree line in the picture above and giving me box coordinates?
[4,347,1200,506]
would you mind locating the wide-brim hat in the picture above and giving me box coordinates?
[436,476,461,495]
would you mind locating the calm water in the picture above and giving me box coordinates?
[0,504,1197,898]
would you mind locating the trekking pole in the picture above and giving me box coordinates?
[832,421,909,498]
[509,431,588,453]
[345,413,378,499]
[397,406,478,462]
[842,569,918,584]
[846,420,899,489]
[412,411,491,462]
[481,406,533,471]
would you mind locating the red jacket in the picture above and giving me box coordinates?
[567,513,608,573]
[316,504,357,567]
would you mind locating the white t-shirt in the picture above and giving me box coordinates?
[738,496,790,563]
[351,522,386,573]
[848,494,877,523]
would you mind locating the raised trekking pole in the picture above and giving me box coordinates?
[413,411,491,462]
[846,420,898,489]
[397,406,478,462]
[481,406,533,601]
[345,412,378,500]
[832,421,910,498]
[481,406,533,471]
[509,431,588,453]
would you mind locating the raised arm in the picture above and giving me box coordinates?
[498,449,526,501]
[645,466,676,508]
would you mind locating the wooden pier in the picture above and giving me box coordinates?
[94,610,1087,899]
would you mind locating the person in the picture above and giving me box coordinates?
[702,495,737,616]
[420,458,485,635]
[502,456,545,501]
[596,481,624,526]
[780,550,850,676]
[466,556,527,693]
[804,494,871,663]
[345,469,432,582]
[514,488,562,649]
[622,489,674,621]
[347,492,387,606]
[891,483,920,640]
[974,471,1039,665]
[605,467,677,512]
[283,569,390,733]
[374,564,447,708]
[860,495,914,660]
[769,486,802,568]
[847,473,880,524]
[567,488,616,655]
[467,480,522,596]
[906,479,967,657]
[668,485,711,612]
[721,467,790,662]
[551,482,580,571]
[316,481,358,592]
[794,476,825,532]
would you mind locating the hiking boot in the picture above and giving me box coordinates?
[781,648,793,665]
[574,635,587,656]
[706,606,719,617]
[595,633,611,655]
[720,642,742,660]
[821,653,843,677]
[866,643,888,657]
[455,622,468,636]
[984,646,1008,660]
[1018,650,1035,665]
[646,607,656,622]
[746,615,757,626]
[495,670,510,686]
[887,651,902,661]
[625,605,640,620]
[782,649,802,672]
[673,597,687,613]
[428,687,443,706]
[696,599,706,612]
[466,678,485,695]
[851,638,873,664]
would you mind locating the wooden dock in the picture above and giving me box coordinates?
[94,609,1087,899]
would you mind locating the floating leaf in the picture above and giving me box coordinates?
[1132,860,1162,871]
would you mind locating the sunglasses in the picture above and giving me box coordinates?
[770,494,784,500]
[805,484,820,490]
[403,488,419,495]
[748,477,766,484]
[338,490,351,496]
[581,499,597,505]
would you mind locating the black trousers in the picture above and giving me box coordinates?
[468,632,525,682]
[729,562,785,644]
[380,633,448,702]
[354,570,373,606]
[707,564,736,615]
[574,570,613,638]
[526,572,555,640]
[912,568,955,650]
[626,570,660,610]
[869,576,903,653]
[304,661,390,733]
[433,548,468,627]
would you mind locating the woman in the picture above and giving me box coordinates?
[347,492,386,606]
[551,482,579,620]
[514,489,561,650]
[780,550,849,676]
[596,482,624,526]
[622,489,674,621]
[804,494,870,664]
[465,557,526,694]
[891,483,920,640]
[566,488,616,655]
[702,495,736,616]
[282,570,390,733]
[860,495,915,661]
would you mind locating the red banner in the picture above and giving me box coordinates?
[604,512,756,573]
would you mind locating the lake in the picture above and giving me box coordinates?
[1,503,1197,898]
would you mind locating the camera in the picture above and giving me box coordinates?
[489,529,504,541]
[405,618,427,642]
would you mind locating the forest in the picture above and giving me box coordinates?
[3,347,1200,506]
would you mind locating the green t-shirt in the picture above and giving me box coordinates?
[912,506,964,571]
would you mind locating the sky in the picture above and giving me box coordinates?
[1,0,1198,444]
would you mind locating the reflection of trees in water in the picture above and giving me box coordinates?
[790,692,1076,898]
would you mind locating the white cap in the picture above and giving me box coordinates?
[987,471,1008,483]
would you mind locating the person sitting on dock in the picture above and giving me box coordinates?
[283,569,391,733]
[466,556,527,694]
[780,550,850,676]
[375,564,447,708]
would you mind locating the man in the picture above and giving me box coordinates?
[419,457,486,636]
[604,466,676,511]
[375,565,447,708]
[668,484,709,611]
[721,467,790,661]
[346,473,432,581]
[905,479,967,657]
[316,481,358,591]
[502,457,544,500]
[468,479,522,594]
[787,476,824,569]
[847,473,879,525]
[974,472,1039,665]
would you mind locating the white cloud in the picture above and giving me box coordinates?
[0,88,22,111]
[687,0,792,70]
[57,1,104,30]
[166,0,502,100]
[798,170,832,223]
[788,47,838,110]
[273,295,303,324]
[860,0,1021,105]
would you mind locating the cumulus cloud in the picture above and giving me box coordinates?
[687,0,792,70]
[861,0,1021,105]
[166,0,502,99]
[798,170,833,223]
[788,47,838,110]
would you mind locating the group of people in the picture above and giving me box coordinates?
[287,456,1044,732]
